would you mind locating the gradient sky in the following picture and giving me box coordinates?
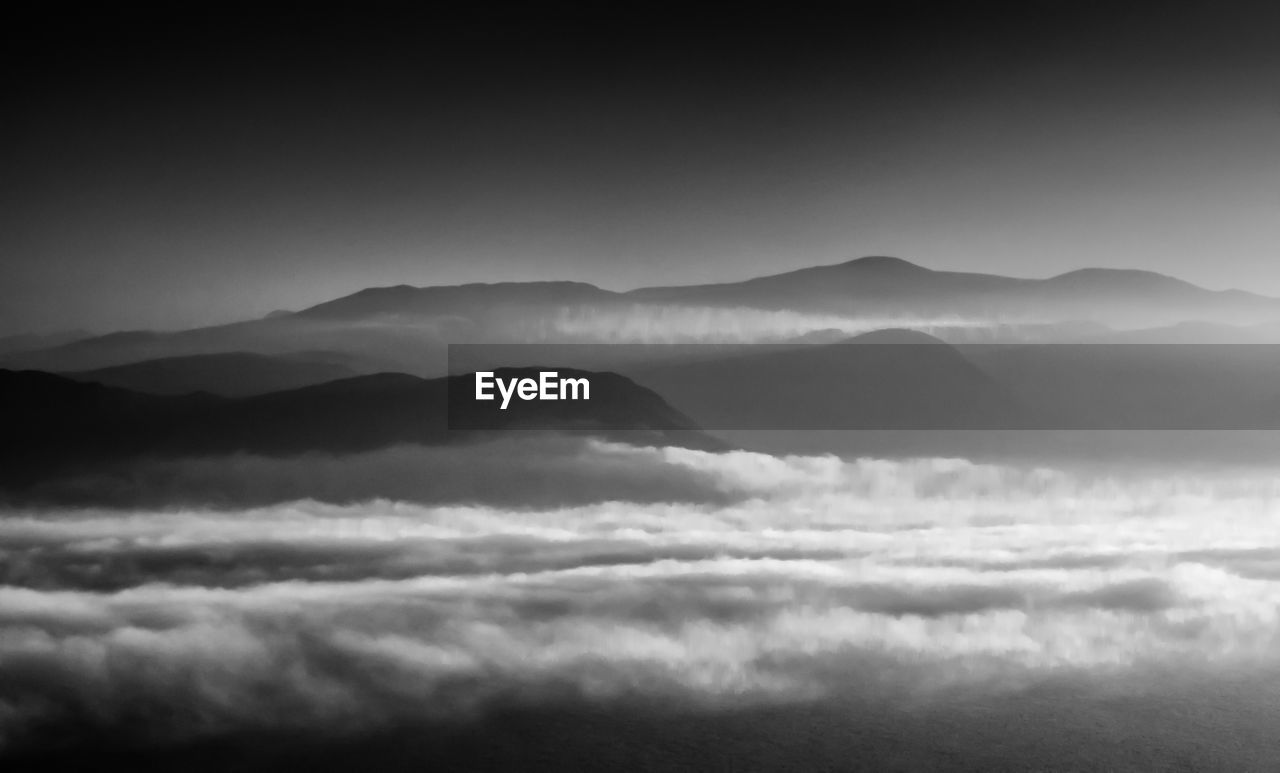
[3,1,1278,335]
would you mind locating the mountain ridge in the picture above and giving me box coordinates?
[0,367,723,491]
[62,352,359,397]
[6,257,1279,375]
[275,256,1274,320]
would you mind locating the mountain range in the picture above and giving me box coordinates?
[5,257,1279,382]
[6,256,1280,497]
[629,256,1280,326]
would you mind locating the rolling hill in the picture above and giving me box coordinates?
[0,367,722,490]
[61,352,361,397]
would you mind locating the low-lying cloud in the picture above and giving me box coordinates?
[537,303,1001,343]
[3,441,1280,761]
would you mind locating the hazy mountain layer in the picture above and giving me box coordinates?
[628,255,1280,326]
[5,257,1278,377]
[62,352,360,397]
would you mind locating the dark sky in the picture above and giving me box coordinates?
[3,1,1278,335]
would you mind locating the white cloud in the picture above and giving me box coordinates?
[3,441,1280,749]
[538,304,1001,343]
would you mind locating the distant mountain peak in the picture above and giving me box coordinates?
[1046,267,1188,286]
[839,256,929,271]
[845,328,949,345]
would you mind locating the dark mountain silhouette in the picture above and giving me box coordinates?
[842,328,948,344]
[624,329,1027,429]
[61,352,361,397]
[0,368,721,490]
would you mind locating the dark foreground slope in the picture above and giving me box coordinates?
[0,368,721,490]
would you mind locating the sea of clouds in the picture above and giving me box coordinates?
[3,439,1280,763]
